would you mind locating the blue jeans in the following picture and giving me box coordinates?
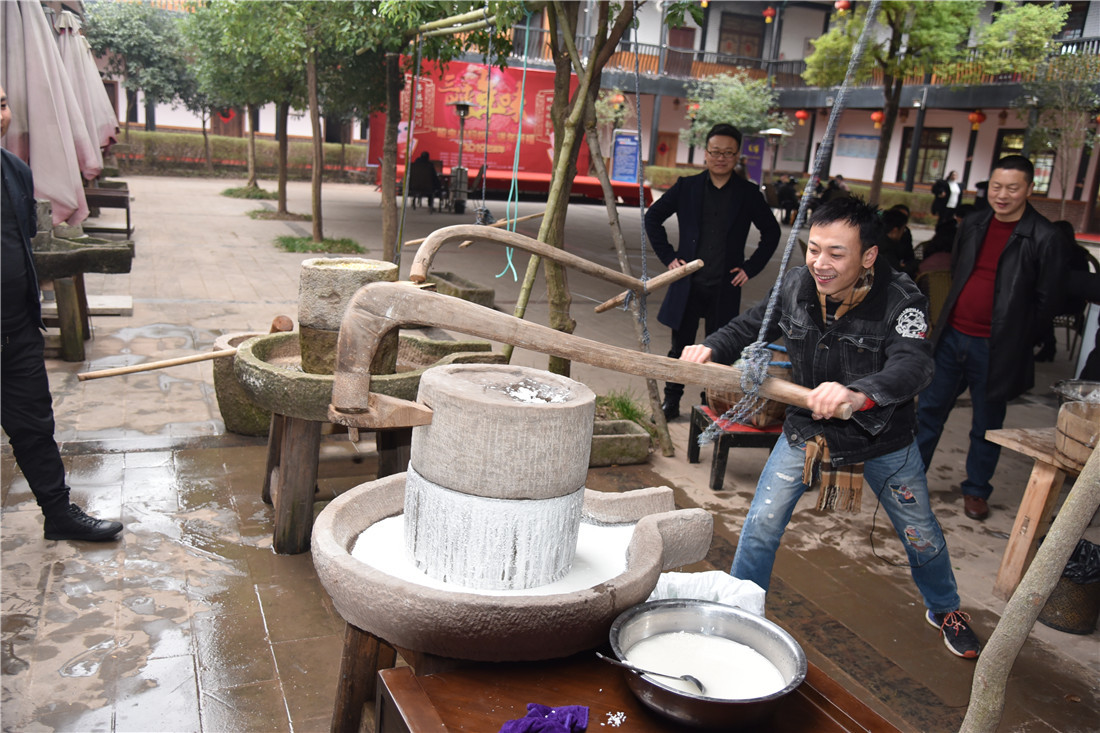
[731,438,961,614]
[915,326,1007,500]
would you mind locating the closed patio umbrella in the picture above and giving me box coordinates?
[55,9,118,153]
[0,0,94,225]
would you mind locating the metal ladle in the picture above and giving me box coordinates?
[595,651,707,695]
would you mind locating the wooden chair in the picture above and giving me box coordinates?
[687,405,782,492]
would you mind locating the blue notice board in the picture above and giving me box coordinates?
[611,129,640,184]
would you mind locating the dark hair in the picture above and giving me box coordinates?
[706,123,742,150]
[954,203,974,220]
[889,203,910,217]
[882,208,909,232]
[1053,219,1076,243]
[992,154,1035,184]
[810,196,883,253]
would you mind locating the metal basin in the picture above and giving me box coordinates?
[609,599,806,730]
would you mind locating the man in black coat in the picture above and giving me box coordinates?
[644,123,781,420]
[1,87,123,542]
[916,155,1068,521]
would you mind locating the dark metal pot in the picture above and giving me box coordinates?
[609,599,806,730]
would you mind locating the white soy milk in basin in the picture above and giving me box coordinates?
[626,631,786,700]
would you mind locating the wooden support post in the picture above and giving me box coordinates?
[73,273,91,338]
[331,624,396,733]
[272,416,322,554]
[992,460,1066,600]
[53,276,85,362]
[376,428,412,478]
[261,414,285,506]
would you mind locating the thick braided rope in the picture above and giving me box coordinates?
[698,0,882,446]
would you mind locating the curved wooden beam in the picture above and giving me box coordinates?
[330,282,851,428]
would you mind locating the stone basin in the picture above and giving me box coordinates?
[32,236,135,281]
[312,473,713,662]
[234,331,505,422]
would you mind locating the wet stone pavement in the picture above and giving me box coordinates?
[3,176,1099,732]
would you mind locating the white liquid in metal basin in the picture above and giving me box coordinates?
[352,516,634,596]
[626,631,786,700]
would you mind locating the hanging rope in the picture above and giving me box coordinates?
[495,10,535,282]
[698,0,883,446]
[475,0,495,227]
[623,0,651,347]
[393,33,425,266]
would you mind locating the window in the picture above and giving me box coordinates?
[718,12,765,58]
[993,130,1054,196]
[895,127,953,184]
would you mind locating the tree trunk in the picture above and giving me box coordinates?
[381,53,401,264]
[960,447,1100,732]
[870,76,904,206]
[201,113,213,173]
[246,102,257,189]
[583,104,674,457]
[277,101,290,215]
[308,48,323,243]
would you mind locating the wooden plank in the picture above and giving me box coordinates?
[42,295,133,318]
[986,428,1062,466]
[376,667,446,733]
[993,460,1067,600]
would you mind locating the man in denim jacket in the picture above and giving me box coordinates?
[680,197,981,659]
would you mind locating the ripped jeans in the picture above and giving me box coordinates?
[731,438,962,614]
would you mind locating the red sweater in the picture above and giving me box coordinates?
[950,217,1018,337]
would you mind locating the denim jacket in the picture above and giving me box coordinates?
[703,260,934,465]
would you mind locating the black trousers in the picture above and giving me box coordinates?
[664,285,741,402]
[1,322,69,516]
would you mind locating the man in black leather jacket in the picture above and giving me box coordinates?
[916,155,1068,522]
[681,196,981,659]
[645,123,780,421]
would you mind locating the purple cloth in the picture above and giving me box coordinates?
[498,703,588,733]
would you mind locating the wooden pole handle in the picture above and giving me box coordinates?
[594,260,704,313]
[77,349,238,381]
[402,211,546,249]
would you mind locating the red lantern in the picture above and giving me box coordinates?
[794,109,810,126]
[968,110,987,131]
[835,0,851,13]
[870,110,885,129]
[687,102,701,120]
[611,93,625,105]
[762,6,776,23]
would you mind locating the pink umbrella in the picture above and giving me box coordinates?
[55,10,118,153]
[0,0,94,225]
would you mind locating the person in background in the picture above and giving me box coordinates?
[932,171,962,225]
[680,196,982,659]
[876,207,917,276]
[916,155,1069,521]
[1,86,124,542]
[916,220,957,276]
[1035,220,1092,362]
[777,176,799,225]
[972,180,989,211]
[408,151,443,213]
[645,123,781,421]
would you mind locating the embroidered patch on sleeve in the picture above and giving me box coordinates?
[895,308,928,339]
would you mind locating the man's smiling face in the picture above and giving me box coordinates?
[805,220,877,300]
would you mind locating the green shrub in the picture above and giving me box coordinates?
[114,129,375,183]
[645,165,704,190]
[275,236,364,254]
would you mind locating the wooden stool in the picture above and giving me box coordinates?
[687,405,783,491]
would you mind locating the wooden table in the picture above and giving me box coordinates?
[986,427,1079,600]
[375,654,901,732]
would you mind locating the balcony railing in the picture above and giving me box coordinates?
[505,28,1100,91]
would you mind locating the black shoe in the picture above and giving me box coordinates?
[661,400,680,421]
[925,610,981,659]
[43,503,123,542]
